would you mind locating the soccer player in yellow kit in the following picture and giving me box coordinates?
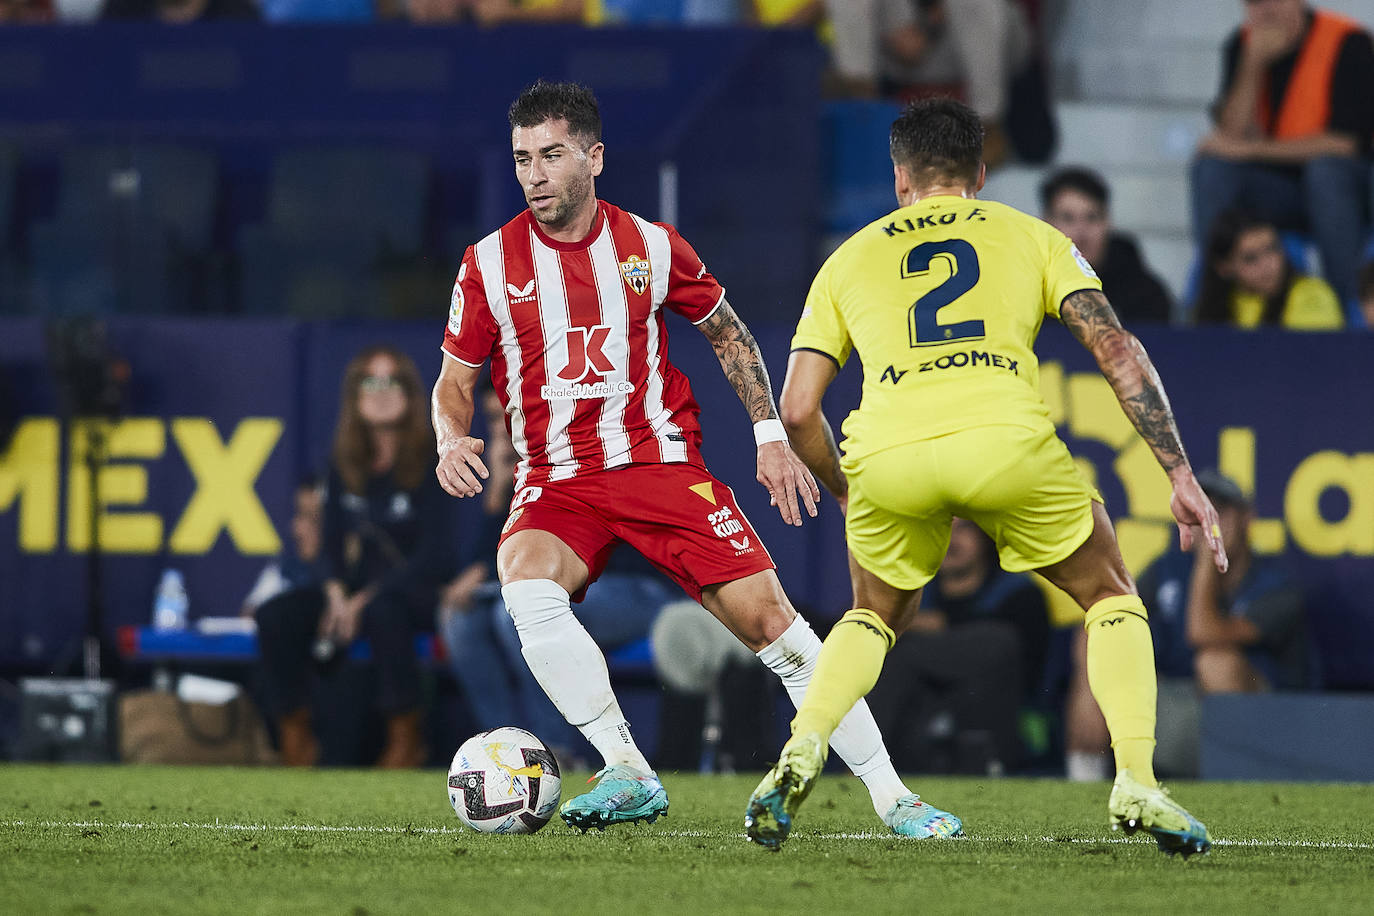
[745,98,1228,856]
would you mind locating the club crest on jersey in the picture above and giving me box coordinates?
[619,255,651,296]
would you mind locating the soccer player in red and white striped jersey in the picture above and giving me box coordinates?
[432,81,929,837]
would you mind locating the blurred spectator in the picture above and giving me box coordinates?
[467,0,596,24]
[1359,259,1374,330]
[1194,209,1344,329]
[1170,470,1313,694]
[865,517,1049,774]
[438,380,671,763]
[255,346,456,767]
[1041,166,1174,325]
[434,380,521,735]
[824,0,1039,164]
[1147,471,1312,773]
[101,0,258,20]
[1191,0,1374,305]
[406,0,464,21]
[1061,619,1109,780]
[1066,471,1313,780]
[749,0,820,25]
[0,0,53,21]
[466,0,734,23]
[241,473,324,620]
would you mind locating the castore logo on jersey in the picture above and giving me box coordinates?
[506,279,537,302]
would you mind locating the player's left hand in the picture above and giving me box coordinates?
[1170,473,1229,574]
[757,441,820,527]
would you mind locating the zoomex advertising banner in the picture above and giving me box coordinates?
[0,318,302,671]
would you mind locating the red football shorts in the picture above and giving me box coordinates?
[497,462,776,602]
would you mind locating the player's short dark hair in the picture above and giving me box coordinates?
[1039,166,1110,212]
[508,80,602,147]
[889,97,983,187]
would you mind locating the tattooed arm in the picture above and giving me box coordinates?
[1060,289,1227,570]
[1060,289,1188,473]
[697,299,820,525]
[697,299,778,423]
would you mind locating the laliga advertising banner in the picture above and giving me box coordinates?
[0,318,1371,689]
[675,322,1374,692]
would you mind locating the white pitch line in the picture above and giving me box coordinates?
[4,820,1372,851]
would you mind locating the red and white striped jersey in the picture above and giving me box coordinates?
[441,200,726,488]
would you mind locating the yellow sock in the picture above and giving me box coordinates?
[789,608,895,742]
[1084,595,1158,786]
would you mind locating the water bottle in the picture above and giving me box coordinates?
[152,569,189,631]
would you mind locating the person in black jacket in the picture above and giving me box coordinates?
[1041,167,1175,325]
[256,345,455,767]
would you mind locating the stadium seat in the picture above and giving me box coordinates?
[27,144,218,313]
[258,0,375,21]
[239,147,430,316]
[29,221,170,315]
[265,147,429,255]
[823,100,904,235]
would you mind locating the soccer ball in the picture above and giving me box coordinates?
[447,727,562,834]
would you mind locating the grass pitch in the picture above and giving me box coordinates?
[3,765,1372,915]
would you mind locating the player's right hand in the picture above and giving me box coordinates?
[437,436,490,498]
[758,440,820,527]
[1169,472,1228,573]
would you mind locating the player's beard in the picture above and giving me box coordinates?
[531,170,593,232]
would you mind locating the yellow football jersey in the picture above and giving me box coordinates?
[1231,274,1345,330]
[793,195,1101,465]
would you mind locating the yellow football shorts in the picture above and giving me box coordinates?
[843,422,1101,590]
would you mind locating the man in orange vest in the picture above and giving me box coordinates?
[1191,0,1373,312]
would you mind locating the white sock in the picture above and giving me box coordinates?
[502,579,652,774]
[1066,750,1112,782]
[756,614,909,817]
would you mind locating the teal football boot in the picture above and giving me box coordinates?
[883,794,963,838]
[559,764,668,832]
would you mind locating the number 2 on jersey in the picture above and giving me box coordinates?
[902,239,984,347]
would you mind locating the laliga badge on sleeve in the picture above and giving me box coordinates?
[448,263,467,334]
[1070,244,1099,280]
